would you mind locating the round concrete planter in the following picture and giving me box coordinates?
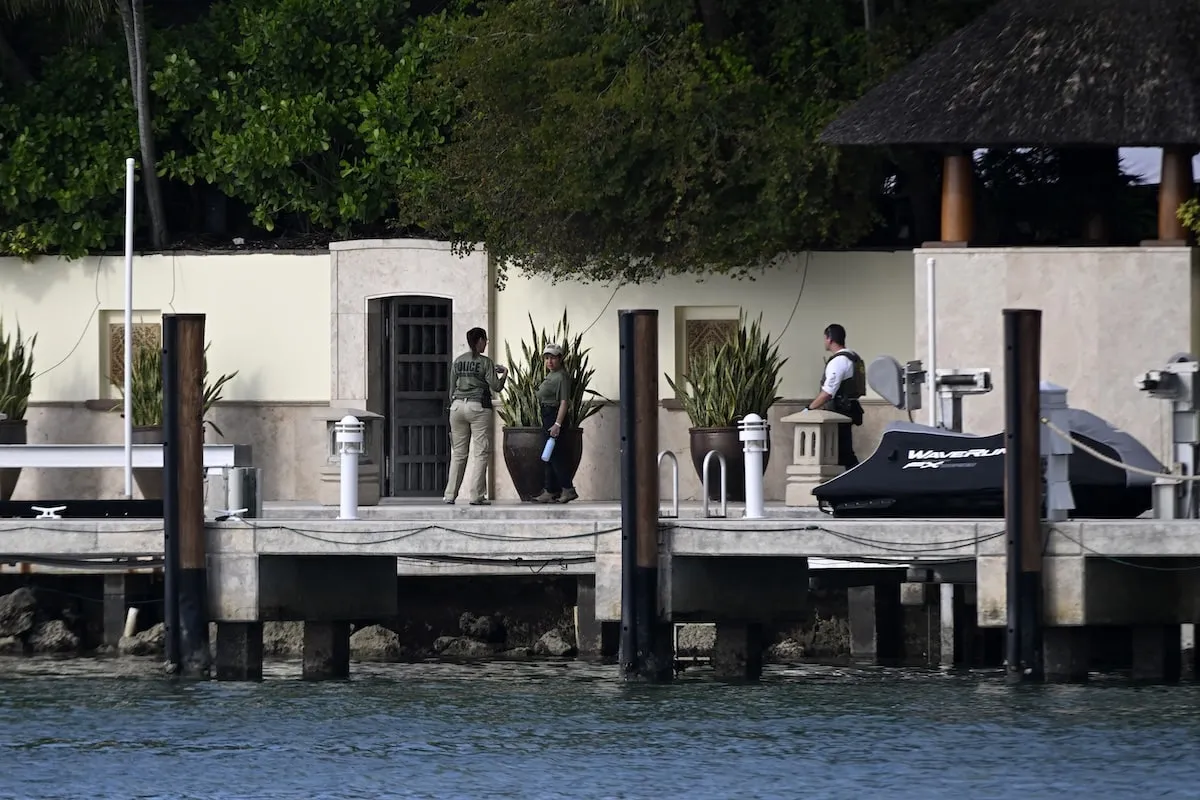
[689,426,770,503]
[502,426,583,501]
[0,418,27,502]
[131,425,164,500]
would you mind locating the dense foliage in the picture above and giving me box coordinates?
[416,0,902,284]
[0,28,147,257]
[154,0,453,236]
[0,0,1160,280]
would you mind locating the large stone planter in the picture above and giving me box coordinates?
[502,426,583,501]
[0,418,27,502]
[131,426,164,500]
[689,426,770,503]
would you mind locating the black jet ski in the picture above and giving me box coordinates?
[813,409,1163,519]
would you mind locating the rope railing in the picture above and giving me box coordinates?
[1039,416,1200,481]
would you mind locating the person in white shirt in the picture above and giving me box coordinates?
[804,323,865,468]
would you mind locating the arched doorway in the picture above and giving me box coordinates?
[367,296,453,497]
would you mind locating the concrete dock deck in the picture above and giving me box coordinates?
[2,502,1199,630]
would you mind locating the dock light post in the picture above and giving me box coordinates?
[335,416,364,520]
[738,413,769,519]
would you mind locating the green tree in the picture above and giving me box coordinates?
[0,0,169,250]
[414,0,918,285]
[0,28,148,255]
[154,0,453,236]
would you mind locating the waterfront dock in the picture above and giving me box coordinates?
[1,501,1198,683]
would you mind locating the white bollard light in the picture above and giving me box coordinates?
[335,415,365,520]
[738,413,769,519]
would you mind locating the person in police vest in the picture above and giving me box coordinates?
[443,327,507,505]
[804,323,866,469]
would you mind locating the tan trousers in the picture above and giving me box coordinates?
[443,399,493,502]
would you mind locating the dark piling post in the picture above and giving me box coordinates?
[164,313,211,678]
[1003,308,1044,681]
[618,310,671,683]
[162,315,181,671]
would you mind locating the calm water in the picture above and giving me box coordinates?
[1,658,1198,799]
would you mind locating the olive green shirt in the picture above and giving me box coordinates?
[536,368,572,408]
[449,351,505,402]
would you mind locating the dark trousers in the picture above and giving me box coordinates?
[838,422,859,470]
[541,406,574,493]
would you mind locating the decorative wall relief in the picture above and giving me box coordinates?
[684,318,738,366]
[108,322,161,385]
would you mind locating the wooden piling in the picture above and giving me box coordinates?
[1003,308,1043,681]
[618,309,671,682]
[161,315,181,670]
[164,313,210,678]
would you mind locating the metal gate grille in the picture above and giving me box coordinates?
[385,298,452,496]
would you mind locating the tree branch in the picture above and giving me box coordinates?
[693,0,732,45]
[0,25,33,88]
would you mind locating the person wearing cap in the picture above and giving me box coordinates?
[443,327,507,505]
[532,343,578,503]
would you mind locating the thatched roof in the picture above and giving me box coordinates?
[820,0,1200,148]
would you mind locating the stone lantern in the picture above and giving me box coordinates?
[780,409,851,507]
[316,407,383,506]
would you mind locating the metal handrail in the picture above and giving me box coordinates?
[701,450,728,519]
[657,450,680,519]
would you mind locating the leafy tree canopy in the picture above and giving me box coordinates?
[6,0,1141,280]
[155,0,453,236]
[414,0,923,285]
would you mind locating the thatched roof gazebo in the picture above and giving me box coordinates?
[820,0,1200,244]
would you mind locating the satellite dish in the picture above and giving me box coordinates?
[868,355,905,409]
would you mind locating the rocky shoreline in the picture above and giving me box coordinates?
[0,586,585,662]
[0,581,857,666]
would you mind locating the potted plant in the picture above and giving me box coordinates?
[498,311,604,501]
[0,321,36,502]
[112,342,238,500]
[666,313,786,502]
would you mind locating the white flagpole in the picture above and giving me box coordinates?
[123,157,135,499]
[927,256,937,428]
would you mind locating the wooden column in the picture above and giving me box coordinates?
[164,313,210,678]
[1003,308,1043,682]
[1158,146,1194,242]
[940,152,975,244]
[617,309,671,683]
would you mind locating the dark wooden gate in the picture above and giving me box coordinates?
[382,297,452,497]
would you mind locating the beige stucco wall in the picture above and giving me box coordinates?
[0,244,917,502]
[913,247,1200,466]
[493,250,915,400]
[0,252,330,501]
[0,252,329,402]
[490,250,915,500]
[7,243,1194,503]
